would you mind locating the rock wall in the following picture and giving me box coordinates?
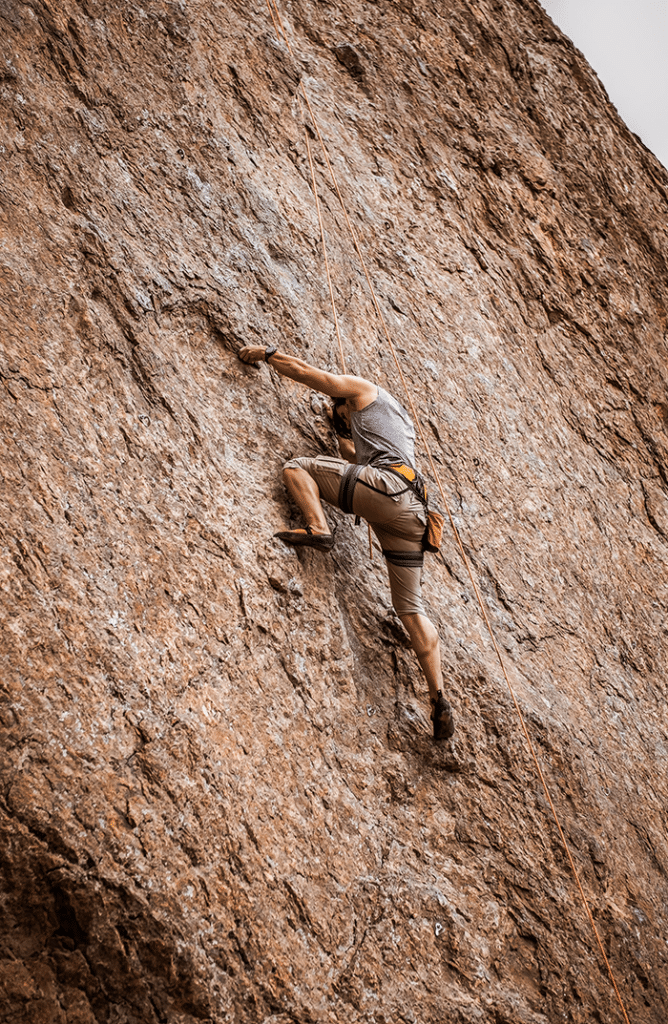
[1,1,668,1021]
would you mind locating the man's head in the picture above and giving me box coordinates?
[331,398,353,439]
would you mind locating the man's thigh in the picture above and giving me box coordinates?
[352,467,426,543]
[371,521,426,617]
[283,455,348,508]
[383,560,426,617]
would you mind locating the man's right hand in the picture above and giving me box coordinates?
[238,345,267,365]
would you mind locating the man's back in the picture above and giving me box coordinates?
[350,387,416,468]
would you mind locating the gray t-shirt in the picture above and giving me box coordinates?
[351,387,416,468]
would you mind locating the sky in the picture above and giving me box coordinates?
[540,0,668,170]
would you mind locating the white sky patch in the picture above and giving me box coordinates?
[541,0,668,170]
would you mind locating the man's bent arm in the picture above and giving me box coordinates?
[337,435,357,464]
[239,346,376,406]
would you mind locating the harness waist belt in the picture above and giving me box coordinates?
[386,463,427,504]
[382,549,424,568]
[387,462,417,482]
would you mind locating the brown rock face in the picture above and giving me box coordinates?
[2,0,668,1021]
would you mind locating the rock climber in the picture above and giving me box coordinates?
[238,344,454,741]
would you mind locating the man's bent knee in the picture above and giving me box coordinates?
[400,613,439,654]
[401,612,434,631]
[282,456,345,508]
[283,456,312,474]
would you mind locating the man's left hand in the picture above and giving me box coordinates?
[238,345,267,365]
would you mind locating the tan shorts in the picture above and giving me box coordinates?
[283,455,427,617]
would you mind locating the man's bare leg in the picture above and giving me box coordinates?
[400,613,443,700]
[400,612,454,739]
[282,467,331,534]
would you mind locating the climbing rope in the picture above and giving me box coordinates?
[302,108,347,374]
[301,104,375,560]
[263,3,631,1020]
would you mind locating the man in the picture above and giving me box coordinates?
[238,344,454,741]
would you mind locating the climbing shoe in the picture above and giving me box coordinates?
[431,691,454,741]
[274,526,336,551]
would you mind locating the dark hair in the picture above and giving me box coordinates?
[332,399,352,439]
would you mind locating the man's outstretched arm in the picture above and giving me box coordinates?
[238,346,376,408]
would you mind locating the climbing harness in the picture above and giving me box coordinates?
[385,463,445,552]
[263,3,631,1021]
[337,463,363,514]
[337,460,442,553]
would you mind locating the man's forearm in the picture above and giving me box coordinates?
[267,350,369,400]
[266,351,320,386]
[238,344,375,403]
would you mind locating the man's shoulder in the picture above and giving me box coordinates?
[349,381,379,411]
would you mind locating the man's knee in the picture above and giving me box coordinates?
[283,456,310,474]
[400,612,439,655]
[283,458,317,490]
